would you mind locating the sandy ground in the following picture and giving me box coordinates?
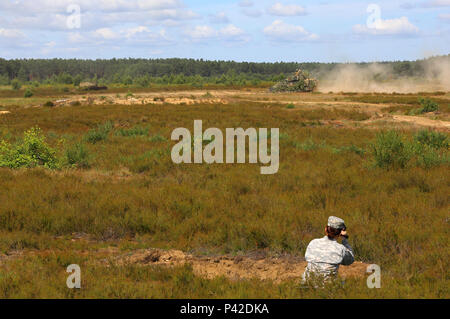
[112,248,368,283]
[3,89,449,130]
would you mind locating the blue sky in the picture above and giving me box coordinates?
[0,0,449,62]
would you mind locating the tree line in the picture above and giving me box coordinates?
[0,55,448,87]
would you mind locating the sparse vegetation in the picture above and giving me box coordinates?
[24,89,33,98]
[115,125,149,137]
[11,79,21,90]
[64,142,90,168]
[409,98,440,115]
[371,130,448,169]
[84,121,113,144]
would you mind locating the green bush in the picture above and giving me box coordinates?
[84,121,113,144]
[64,142,90,168]
[372,130,449,169]
[413,144,446,168]
[410,98,439,115]
[0,127,59,169]
[149,134,167,142]
[286,103,295,109]
[414,130,448,149]
[371,131,412,169]
[11,79,21,90]
[418,98,439,113]
[115,126,149,137]
[43,101,54,107]
[24,89,33,98]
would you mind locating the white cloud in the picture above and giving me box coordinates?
[353,17,419,35]
[263,20,318,41]
[422,0,450,7]
[68,32,86,43]
[0,0,198,31]
[94,28,119,40]
[242,8,263,17]
[92,26,170,43]
[238,0,254,7]
[0,0,184,14]
[439,13,450,20]
[267,3,307,16]
[125,26,151,38]
[183,24,249,42]
[219,24,249,42]
[0,28,24,38]
[209,12,230,24]
[184,25,217,40]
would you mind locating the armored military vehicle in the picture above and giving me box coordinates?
[270,69,317,92]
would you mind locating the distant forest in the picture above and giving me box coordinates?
[0,55,448,87]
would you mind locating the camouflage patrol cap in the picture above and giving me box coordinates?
[327,216,346,229]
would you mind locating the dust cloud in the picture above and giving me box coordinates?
[318,58,450,93]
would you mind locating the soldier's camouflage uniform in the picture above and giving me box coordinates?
[302,216,354,283]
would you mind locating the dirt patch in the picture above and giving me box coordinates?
[114,248,368,283]
[44,95,228,107]
[361,114,450,130]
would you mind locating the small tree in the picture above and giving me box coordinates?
[24,89,33,98]
[11,79,21,90]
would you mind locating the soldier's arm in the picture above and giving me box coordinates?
[341,238,355,265]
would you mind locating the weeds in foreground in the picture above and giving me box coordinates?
[371,130,448,169]
[115,126,149,137]
[84,121,113,144]
[409,98,439,115]
[64,142,90,168]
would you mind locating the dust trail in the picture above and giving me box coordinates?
[318,57,450,93]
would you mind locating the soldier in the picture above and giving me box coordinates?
[302,216,354,284]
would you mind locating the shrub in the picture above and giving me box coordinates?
[115,126,149,137]
[126,91,134,98]
[24,89,33,98]
[371,130,412,169]
[331,145,365,156]
[64,142,90,168]
[43,101,54,107]
[286,103,295,109]
[410,98,439,115]
[0,127,59,169]
[11,79,21,90]
[414,130,448,149]
[294,139,324,151]
[371,130,449,169]
[418,98,439,113]
[149,134,167,142]
[411,142,448,168]
[84,121,113,144]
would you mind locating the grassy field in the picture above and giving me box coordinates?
[0,88,448,298]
